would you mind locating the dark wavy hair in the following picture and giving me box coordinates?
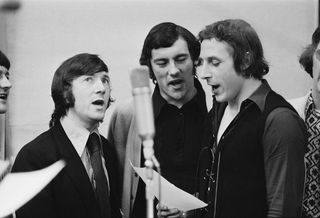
[49,53,113,127]
[198,19,269,80]
[139,22,200,83]
[0,50,10,70]
[299,26,320,78]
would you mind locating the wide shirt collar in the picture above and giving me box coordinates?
[60,115,99,157]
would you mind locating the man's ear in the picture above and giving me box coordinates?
[240,51,252,71]
[63,90,73,106]
[106,98,111,108]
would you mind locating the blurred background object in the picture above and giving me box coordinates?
[0,0,20,11]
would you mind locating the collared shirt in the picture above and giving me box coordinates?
[243,80,305,217]
[198,80,305,218]
[60,116,110,192]
[131,78,207,218]
[302,92,320,217]
[152,78,208,192]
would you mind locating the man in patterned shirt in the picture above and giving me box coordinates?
[289,26,320,217]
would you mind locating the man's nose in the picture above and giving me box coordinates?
[0,76,12,90]
[198,63,212,80]
[94,78,106,94]
[168,61,179,76]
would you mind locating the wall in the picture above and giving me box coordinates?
[1,0,317,157]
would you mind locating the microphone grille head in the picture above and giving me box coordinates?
[130,66,150,88]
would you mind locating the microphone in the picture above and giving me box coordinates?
[130,66,155,140]
[130,66,155,159]
[130,66,156,218]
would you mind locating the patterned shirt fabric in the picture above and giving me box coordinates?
[303,93,320,217]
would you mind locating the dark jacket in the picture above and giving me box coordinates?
[11,121,122,218]
[196,90,304,218]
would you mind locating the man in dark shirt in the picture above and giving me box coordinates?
[107,22,207,218]
[197,19,306,218]
[159,19,306,218]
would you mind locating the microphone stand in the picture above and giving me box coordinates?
[142,138,155,218]
[130,66,159,218]
[142,138,161,218]
[152,155,161,218]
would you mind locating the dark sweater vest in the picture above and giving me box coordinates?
[196,90,297,218]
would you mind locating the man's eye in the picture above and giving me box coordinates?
[85,77,93,82]
[212,61,220,67]
[155,61,167,67]
[196,59,203,67]
[176,57,187,63]
[101,78,109,84]
[0,72,9,80]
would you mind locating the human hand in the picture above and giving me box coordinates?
[156,204,186,218]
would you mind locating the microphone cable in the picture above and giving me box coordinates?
[151,155,161,218]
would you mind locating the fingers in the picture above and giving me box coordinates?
[158,209,180,218]
[156,204,182,218]
[156,203,168,211]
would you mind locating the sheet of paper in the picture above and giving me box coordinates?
[0,160,66,218]
[132,164,207,211]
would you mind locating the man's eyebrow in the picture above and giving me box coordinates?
[0,66,8,72]
[207,56,220,62]
[174,53,189,58]
[153,53,189,62]
[152,57,168,62]
[102,73,110,81]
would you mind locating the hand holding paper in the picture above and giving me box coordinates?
[132,164,207,212]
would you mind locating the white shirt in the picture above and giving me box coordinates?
[60,116,110,193]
